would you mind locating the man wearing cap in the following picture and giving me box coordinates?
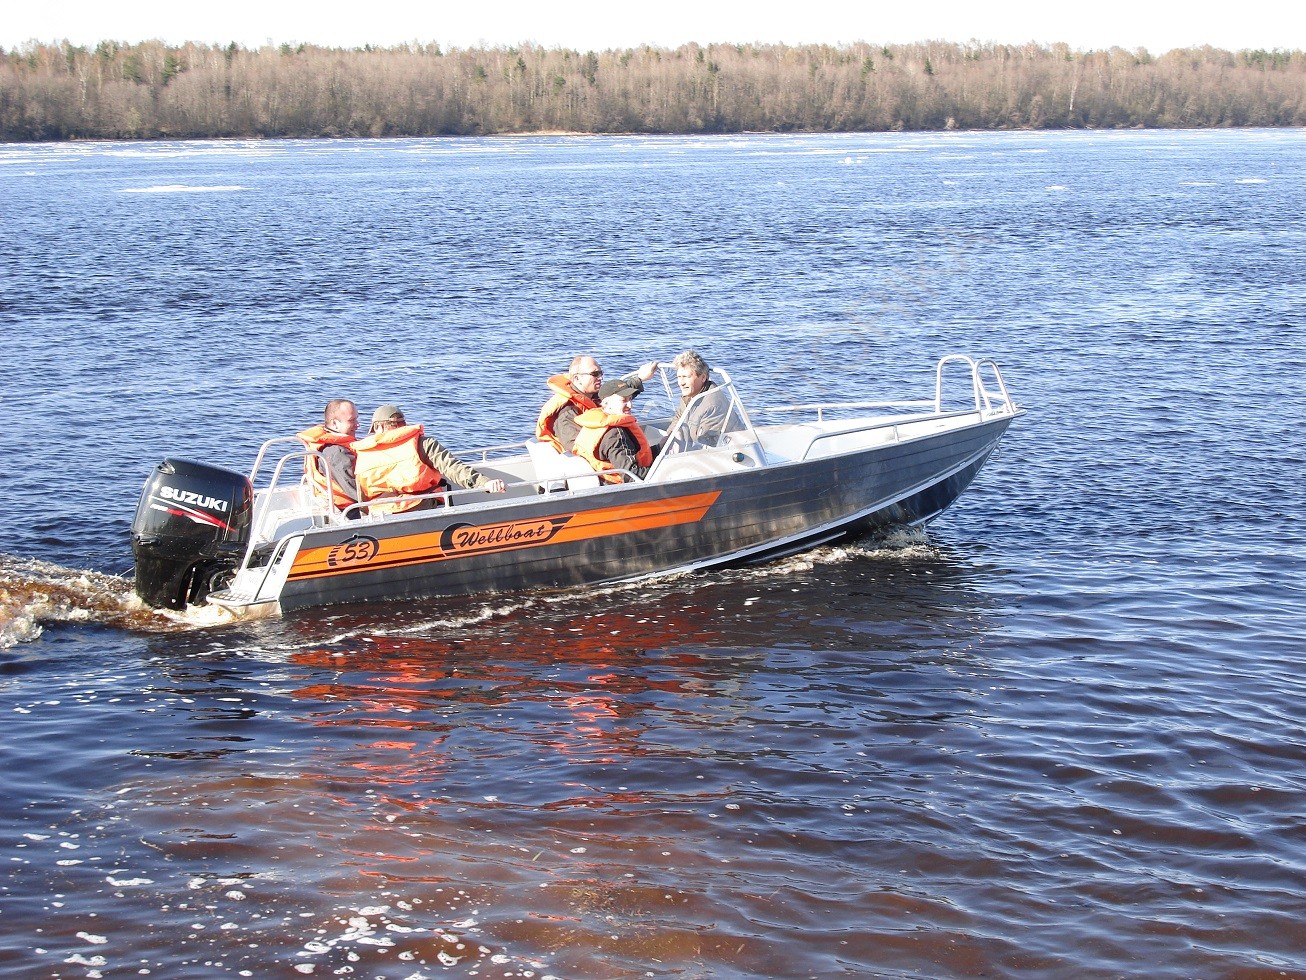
[353,404,507,514]
[537,355,658,453]
[572,378,655,483]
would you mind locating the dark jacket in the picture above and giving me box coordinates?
[595,426,652,480]
[553,375,645,451]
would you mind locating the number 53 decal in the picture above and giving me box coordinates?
[326,534,381,568]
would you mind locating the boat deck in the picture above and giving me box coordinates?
[205,355,1021,613]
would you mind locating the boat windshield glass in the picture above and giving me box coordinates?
[658,379,752,456]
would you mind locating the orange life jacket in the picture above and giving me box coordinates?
[572,409,653,484]
[296,424,358,509]
[536,374,598,452]
[352,424,444,514]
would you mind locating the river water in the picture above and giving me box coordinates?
[1,130,1304,978]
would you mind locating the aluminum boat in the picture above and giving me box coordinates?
[130,355,1022,618]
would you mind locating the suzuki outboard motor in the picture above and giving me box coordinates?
[131,458,254,610]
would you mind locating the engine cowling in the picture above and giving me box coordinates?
[131,458,253,610]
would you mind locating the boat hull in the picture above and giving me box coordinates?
[265,414,1013,612]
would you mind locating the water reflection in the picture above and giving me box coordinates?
[4,539,1020,976]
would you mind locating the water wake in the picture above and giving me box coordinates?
[0,555,227,647]
[368,527,941,640]
[1,530,941,648]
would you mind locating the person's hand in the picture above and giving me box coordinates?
[484,479,507,494]
[636,361,658,381]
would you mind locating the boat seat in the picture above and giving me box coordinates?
[526,439,600,492]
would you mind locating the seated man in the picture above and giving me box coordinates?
[572,378,655,483]
[667,349,730,448]
[353,404,506,514]
[296,398,361,513]
[537,355,658,453]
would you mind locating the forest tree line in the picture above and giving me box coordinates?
[1,38,1303,141]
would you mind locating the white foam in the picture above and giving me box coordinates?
[157,602,245,628]
[0,604,43,648]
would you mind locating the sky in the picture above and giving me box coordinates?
[3,0,1300,55]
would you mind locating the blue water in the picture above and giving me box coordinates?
[1,130,1305,978]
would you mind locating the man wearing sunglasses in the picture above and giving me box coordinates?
[536,355,658,453]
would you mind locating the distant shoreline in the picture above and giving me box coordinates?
[3,40,1301,142]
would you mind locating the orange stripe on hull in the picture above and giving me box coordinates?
[287,490,721,582]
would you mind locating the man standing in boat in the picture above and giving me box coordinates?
[572,379,655,483]
[354,405,506,513]
[296,398,361,511]
[537,355,658,452]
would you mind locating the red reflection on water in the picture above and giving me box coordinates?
[284,604,731,808]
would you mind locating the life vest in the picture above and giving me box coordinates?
[296,424,357,510]
[536,374,597,452]
[352,424,444,514]
[572,409,653,484]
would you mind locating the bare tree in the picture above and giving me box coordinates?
[1,39,1302,141]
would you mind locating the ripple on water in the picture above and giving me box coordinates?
[3,131,1306,978]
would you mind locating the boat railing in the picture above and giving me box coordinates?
[246,441,360,532]
[750,356,1018,424]
[264,451,310,498]
[238,530,306,604]
[934,354,1018,415]
[336,482,519,520]
[243,356,1017,511]
[603,468,643,485]
[246,432,591,532]
[459,439,534,464]
[751,399,933,423]
[794,405,1000,461]
[247,435,306,488]
[748,355,1019,462]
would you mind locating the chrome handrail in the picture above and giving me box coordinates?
[934,354,1017,414]
[238,356,1018,526]
[797,406,989,461]
[459,439,531,463]
[247,435,305,487]
[748,356,1018,426]
[751,399,932,423]
[217,529,307,605]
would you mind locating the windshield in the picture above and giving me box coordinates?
[654,369,755,456]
